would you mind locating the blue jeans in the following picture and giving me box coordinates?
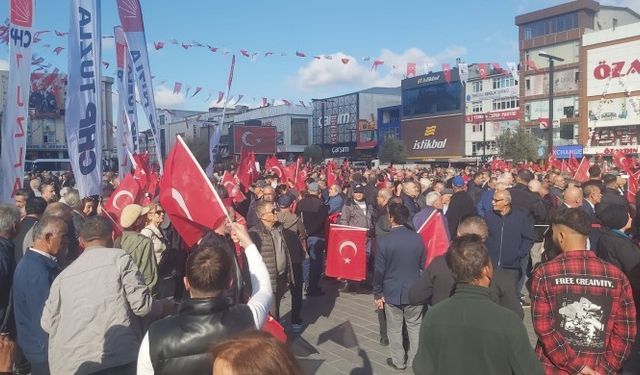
[304,236,325,292]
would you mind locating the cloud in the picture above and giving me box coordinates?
[0,59,8,70]
[290,47,467,91]
[154,84,186,108]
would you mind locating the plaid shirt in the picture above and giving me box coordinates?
[531,250,636,375]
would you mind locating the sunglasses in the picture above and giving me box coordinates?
[155,210,165,214]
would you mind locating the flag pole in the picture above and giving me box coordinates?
[210,54,236,170]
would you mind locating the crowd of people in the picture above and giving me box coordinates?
[1,161,640,374]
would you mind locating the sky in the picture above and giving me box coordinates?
[2,0,640,123]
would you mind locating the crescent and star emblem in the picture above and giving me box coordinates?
[241,131,262,147]
[111,190,134,210]
[338,240,358,264]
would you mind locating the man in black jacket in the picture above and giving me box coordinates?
[296,182,329,296]
[600,173,627,211]
[137,223,272,375]
[0,204,20,335]
[445,176,476,237]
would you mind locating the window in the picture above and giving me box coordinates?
[472,101,483,113]
[525,78,531,91]
[492,97,519,111]
[402,82,462,117]
[472,123,484,132]
[492,76,515,89]
[472,81,482,93]
[159,115,165,126]
[472,141,497,155]
[523,13,578,40]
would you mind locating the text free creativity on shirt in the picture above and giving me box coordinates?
[553,277,616,289]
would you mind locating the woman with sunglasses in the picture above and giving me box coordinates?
[141,203,167,264]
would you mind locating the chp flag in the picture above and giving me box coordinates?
[160,136,230,246]
[65,0,103,198]
[326,224,368,281]
[117,0,163,172]
[233,125,277,155]
[0,0,34,203]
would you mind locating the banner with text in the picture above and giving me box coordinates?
[0,0,35,203]
[65,0,103,198]
[117,0,162,170]
[115,26,132,180]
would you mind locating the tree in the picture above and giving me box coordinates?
[495,128,541,162]
[378,138,407,164]
[184,137,210,169]
[303,145,323,163]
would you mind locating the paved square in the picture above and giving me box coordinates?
[279,279,537,374]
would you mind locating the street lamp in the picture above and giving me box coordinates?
[482,113,487,163]
[538,51,564,155]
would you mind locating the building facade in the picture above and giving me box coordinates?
[313,87,401,160]
[515,0,640,154]
[401,69,466,162]
[464,64,520,159]
[582,21,640,155]
[377,105,401,150]
[0,71,115,164]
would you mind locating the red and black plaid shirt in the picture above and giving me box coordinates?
[531,250,636,375]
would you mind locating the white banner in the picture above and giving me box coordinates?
[0,0,34,203]
[587,39,640,97]
[115,26,131,180]
[65,0,103,198]
[117,0,163,171]
[205,125,221,176]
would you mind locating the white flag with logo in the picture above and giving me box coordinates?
[458,63,468,86]
[115,26,132,180]
[0,0,34,203]
[507,62,519,81]
[65,0,103,198]
[117,0,163,171]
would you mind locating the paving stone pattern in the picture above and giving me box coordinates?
[279,279,538,375]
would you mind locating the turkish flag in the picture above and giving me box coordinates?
[265,155,285,180]
[221,170,246,204]
[573,157,590,183]
[236,148,256,189]
[538,117,549,129]
[547,154,562,170]
[477,63,488,79]
[103,173,141,220]
[406,62,416,78]
[442,63,451,84]
[233,125,277,154]
[140,171,159,206]
[417,210,450,268]
[568,153,580,172]
[627,171,640,205]
[296,167,308,192]
[160,136,229,246]
[613,150,633,175]
[326,224,368,281]
[326,162,336,187]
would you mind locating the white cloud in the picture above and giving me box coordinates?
[154,84,186,108]
[0,59,8,70]
[290,47,468,91]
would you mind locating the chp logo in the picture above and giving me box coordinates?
[11,0,33,28]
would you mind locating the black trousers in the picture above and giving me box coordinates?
[291,262,303,324]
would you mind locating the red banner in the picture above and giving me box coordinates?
[416,210,450,268]
[465,110,519,123]
[233,125,277,154]
[326,224,368,281]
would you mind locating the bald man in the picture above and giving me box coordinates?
[562,186,583,209]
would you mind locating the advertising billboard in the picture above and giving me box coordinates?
[233,125,277,154]
[588,96,640,128]
[552,145,583,159]
[402,115,465,159]
[587,39,640,96]
[312,94,358,145]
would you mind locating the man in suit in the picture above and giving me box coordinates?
[373,203,426,371]
[582,184,602,219]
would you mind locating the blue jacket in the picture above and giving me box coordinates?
[13,249,60,363]
[476,189,495,218]
[485,208,535,269]
[327,194,344,215]
[373,226,426,305]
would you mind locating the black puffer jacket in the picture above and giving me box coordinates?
[148,297,255,375]
[596,230,640,312]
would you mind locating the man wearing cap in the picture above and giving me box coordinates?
[116,204,158,290]
[445,176,476,237]
[296,182,329,297]
[339,183,373,293]
[531,208,636,375]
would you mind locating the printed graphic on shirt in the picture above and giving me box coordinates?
[555,294,612,350]
[553,277,616,289]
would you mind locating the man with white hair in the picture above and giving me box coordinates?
[417,178,432,209]
[425,191,443,211]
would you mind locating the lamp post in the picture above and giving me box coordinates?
[539,51,564,155]
[482,113,487,163]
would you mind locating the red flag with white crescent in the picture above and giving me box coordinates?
[160,136,229,246]
[326,224,368,281]
[573,157,590,183]
[265,156,284,179]
[417,209,450,268]
[627,170,640,206]
[103,173,141,221]
[442,63,451,84]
